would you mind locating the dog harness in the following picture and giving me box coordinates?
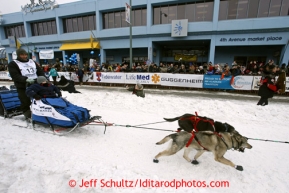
[180,112,215,132]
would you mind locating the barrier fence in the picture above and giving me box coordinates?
[0,71,288,92]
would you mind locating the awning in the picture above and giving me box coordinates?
[59,42,100,50]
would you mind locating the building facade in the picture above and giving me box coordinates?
[0,0,288,66]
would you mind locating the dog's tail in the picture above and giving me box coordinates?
[163,114,193,122]
[163,116,182,122]
[156,133,176,145]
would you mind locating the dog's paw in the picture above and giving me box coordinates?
[235,165,243,171]
[153,159,159,163]
[191,160,199,165]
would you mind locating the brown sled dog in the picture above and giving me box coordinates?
[154,131,252,171]
[164,113,236,134]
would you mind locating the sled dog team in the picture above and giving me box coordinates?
[154,114,253,171]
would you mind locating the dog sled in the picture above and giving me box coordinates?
[0,86,22,118]
[25,97,110,135]
[0,85,109,135]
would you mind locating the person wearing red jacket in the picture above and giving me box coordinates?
[257,64,281,106]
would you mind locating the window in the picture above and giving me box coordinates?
[31,20,57,36]
[177,4,186,19]
[134,9,142,26]
[219,0,229,20]
[153,1,213,24]
[4,24,26,38]
[72,18,78,32]
[227,0,238,19]
[220,0,289,20]
[103,7,147,29]
[114,11,121,28]
[153,7,160,25]
[160,6,169,24]
[237,0,249,19]
[51,21,57,34]
[142,9,147,25]
[121,11,128,27]
[168,5,177,23]
[47,21,52,34]
[88,15,95,30]
[63,14,96,33]
[203,1,214,21]
[186,3,195,22]
[269,0,282,17]
[257,0,270,17]
[281,0,289,16]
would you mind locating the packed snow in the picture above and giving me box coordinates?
[0,82,289,193]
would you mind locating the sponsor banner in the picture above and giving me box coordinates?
[39,50,54,59]
[124,73,161,85]
[252,76,261,90]
[94,72,125,83]
[203,75,234,90]
[231,76,253,90]
[31,99,71,121]
[160,73,203,88]
[0,71,12,80]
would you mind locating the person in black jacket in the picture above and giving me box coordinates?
[8,48,44,119]
[26,76,62,100]
[257,65,281,106]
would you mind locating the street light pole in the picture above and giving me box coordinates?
[160,11,167,24]
[129,0,132,68]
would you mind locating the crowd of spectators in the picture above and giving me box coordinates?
[1,58,289,77]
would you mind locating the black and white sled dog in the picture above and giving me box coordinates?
[164,113,236,133]
[153,131,252,171]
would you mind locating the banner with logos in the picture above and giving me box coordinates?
[39,50,54,59]
[124,73,161,85]
[203,75,234,90]
[161,73,203,88]
[230,76,254,90]
[1,72,287,92]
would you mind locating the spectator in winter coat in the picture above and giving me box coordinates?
[75,67,84,85]
[126,83,145,98]
[26,76,62,100]
[257,65,281,106]
[159,63,167,73]
[48,66,59,85]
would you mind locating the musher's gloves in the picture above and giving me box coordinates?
[26,78,35,84]
[33,94,41,100]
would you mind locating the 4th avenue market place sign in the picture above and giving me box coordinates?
[21,0,59,14]
[219,36,283,42]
